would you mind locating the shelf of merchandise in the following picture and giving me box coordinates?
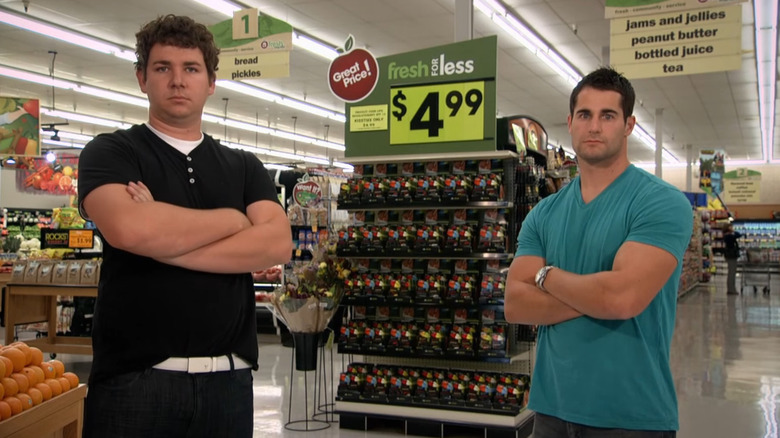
[336,400,534,436]
[678,209,703,298]
[334,152,536,436]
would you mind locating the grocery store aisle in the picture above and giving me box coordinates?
[673,276,780,438]
[13,274,780,437]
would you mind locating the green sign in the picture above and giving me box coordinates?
[208,9,293,81]
[345,36,497,157]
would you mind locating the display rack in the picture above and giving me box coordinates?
[678,209,703,298]
[333,151,535,436]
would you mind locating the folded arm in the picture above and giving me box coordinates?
[542,241,678,320]
[156,199,292,273]
[82,182,251,258]
[504,255,583,325]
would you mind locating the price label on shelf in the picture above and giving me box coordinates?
[389,81,485,145]
[68,229,94,249]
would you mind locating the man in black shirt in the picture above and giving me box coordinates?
[723,224,742,295]
[78,15,292,437]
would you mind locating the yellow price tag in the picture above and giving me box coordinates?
[389,81,485,145]
[68,229,94,249]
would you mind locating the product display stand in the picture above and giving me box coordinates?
[313,328,338,423]
[284,331,330,432]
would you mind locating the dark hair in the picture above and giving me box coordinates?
[569,67,635,122]
[135,15,220,81]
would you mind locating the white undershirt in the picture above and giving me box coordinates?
[145,123,203,155]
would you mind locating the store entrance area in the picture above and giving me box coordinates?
[3,275,777,438]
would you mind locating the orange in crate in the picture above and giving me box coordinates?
[9,343,31,366]
[49,360,65,378]
[1,377,18,397]
[44,378,62,397]
[62,372,79,389]
[57,377,71,393]
[10,373,28,393]
[0,400,10,421]
[0,348,25,373]
[27,387,43,406]
[34,382,52,401]
[3,396,21,415]
[0,357,12,378]
[40,362,56,379]
[28,347,43,367]
[16,393,32,411]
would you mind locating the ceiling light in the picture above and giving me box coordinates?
[293,32,339,61]
[475,0,681,162]
[754,0,778,162]
[0,8,134,61]
[265,164,294,171]
[42,139,86,149]
[42,108,133,129]
[190,0,240,17]
[1,10,341,124]
[5,157,16,166]
[45,151,56,162]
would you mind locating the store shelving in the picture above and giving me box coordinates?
[334,151,536,436]
[678,209,704,297]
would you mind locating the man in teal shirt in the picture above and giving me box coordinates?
[505,67,692,437]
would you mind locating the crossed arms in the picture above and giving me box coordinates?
[82,181,292,274]
[504,241,678,325]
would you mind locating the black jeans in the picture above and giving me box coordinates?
[84,367,254,438]
[533,413,676,438]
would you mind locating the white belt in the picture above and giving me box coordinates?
[152,355,251,373]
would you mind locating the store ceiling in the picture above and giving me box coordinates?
[0,0,776,166]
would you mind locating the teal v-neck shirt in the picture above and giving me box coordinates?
[516,165,693,430]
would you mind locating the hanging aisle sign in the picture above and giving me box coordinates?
[610,5,742,79]
[344,36,497,157]
[604,0,747,19]
[723,168,761,204]
[208,8,293,81]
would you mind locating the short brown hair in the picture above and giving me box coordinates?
[570,67,635,122]
[135,15,220,80]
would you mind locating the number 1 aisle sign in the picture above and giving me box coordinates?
[389,81,484,145]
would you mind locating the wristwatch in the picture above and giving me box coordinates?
[535,265,555,292]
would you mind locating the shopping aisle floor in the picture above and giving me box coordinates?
[14,275,780,437]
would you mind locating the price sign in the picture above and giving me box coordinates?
[389,81,485,145]
[68,230,94,249]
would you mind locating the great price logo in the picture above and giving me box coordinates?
[328,35,379,102]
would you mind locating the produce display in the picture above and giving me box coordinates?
[0,342,80,421]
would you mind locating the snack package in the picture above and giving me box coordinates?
[52,261,69,284]
[66,260,84,285]
[11,261,27,283]
[23,260,41,284]
[80,260,100,285]
[36,261,55,284]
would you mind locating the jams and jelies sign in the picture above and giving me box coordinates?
[610,5,742,79]
[328,35,379,103]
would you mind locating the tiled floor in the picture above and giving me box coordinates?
[11,273,780,437]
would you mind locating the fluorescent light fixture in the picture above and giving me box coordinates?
[42,108,133,129]
[190,0,240,16]
[42,139,86,149]
[265,163,294,171]
[0,64,149,108]
[216,80,277,102]
[332,161,354,172]
[42,131,94,142]
[754,0,778,162]
[293,32,339,61]
[476,0,684,162]
[1,11,343,126]
[0,9,134,62]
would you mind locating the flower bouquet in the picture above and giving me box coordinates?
[273,240,352,370]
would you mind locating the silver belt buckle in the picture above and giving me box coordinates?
[187,357,214,373]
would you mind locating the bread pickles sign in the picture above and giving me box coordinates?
[342,36,497,157]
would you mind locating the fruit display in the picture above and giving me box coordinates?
[22,161,78,196]
[0,342,80,421]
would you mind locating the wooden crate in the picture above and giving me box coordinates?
[0,384,87,438]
